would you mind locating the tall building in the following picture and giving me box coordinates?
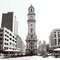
[1,12,18,35]
[26,5,37,55]
[49,29,60,49]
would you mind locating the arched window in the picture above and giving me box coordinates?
[31,28,33,33]
[31,9,32,11]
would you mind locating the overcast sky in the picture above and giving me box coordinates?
[0,0,60,45]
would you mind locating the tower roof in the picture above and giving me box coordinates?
[28,5,35,12]
[29,5,34,9]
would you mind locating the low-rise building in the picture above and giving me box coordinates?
[38,41,42,54]
[49,29,60,49]
[16,35,25,53]
[0,27,17,52]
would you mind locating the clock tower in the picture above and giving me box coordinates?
[26,5,37,55]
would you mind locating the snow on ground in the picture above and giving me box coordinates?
[0,56,60,60]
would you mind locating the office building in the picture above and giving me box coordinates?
[49,29,60,49]
[1,12,18,35]
[0,27,17,52]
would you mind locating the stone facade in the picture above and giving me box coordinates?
[26,5,37,55]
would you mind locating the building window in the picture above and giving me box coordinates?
[5,30,9,34]
[13,36,14,38]
[7,43,8,45]
[5,38,8,41]
[0,30,3,32]
[31,35,33,38]
[7,39,8,41]
[13,40,14,42]
[58,39,60,44]
[5,38,6,40]
[58,32,60,33]
[4,47,6,50]
[5,42,8,45]
[0,38,3,40]
[54,34,56,37]
[58,34,60,37]
[31,24,33,26]
[15,41,17,43]
[4,47,8,50]
[5,43,6,45]
[5,34,9,37]
[31,42,33,45]
[10,42,12,45]
[15,38,17,40]
[31,9,32,11]
[13,48,14,50]
[31,28,33,33]
[54,32,56,33]
[55,39,57,45]
[10,38,12,40]
[10,33,12,36]
[0,34,3,36]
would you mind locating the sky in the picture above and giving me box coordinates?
[0,0,60,45]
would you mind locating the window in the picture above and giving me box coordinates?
[15,41,17,43]
[4,47,8,50]
[31,28,33,33]
[10,33,12,36]
[31,35,33,38]
[9,48,11,49]
[13,48,14,50]
[0,30,3,32]
[58,34,60,37]
[31,42,33,45]
[54,32,56,33]
[5,43,6,45]
[15,38,17,40]
[5,38,7,41]
[5,42,8,45]
[10,38,12,40]
[13,40,14,42]
[4,47,6,50]
[0,38,3,40]
[55,39,56,45]
[7,39,8,41]
[0,34,3,36]
[58,32,60,33]
[54,34,56,37]
[31,9,32,11]
[5,34,9,37]
[5,30,9,34]
[31,24,33,26]
[7,43,8,45]
[7,47,8,49]
[58,39,60,44]
[10,42,12,45]
[13,36,14,38]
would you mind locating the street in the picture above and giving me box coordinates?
[0,56,60,60]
